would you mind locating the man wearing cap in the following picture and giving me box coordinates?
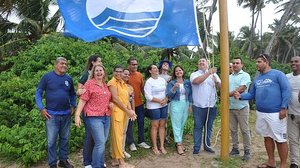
[234,54,290,168]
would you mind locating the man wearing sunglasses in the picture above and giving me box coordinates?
[234,54,290,168]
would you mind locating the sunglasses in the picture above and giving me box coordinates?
[260,54,268,62]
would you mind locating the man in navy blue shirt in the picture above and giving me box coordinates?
[35,57,76,168]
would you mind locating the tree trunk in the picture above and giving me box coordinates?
[247,8,260,58]
[206,0,218,34]
[284,36,296,63]
[264,0,297,55]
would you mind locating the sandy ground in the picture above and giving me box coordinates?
[0,112,284,168]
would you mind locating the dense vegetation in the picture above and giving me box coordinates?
[0,33,291,166]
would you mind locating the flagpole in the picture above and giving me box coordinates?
[218,0,230,161]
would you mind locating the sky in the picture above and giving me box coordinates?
[212,0,284,36]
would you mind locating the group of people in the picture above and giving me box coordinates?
[230,54,300,168]
[35,53,300,168]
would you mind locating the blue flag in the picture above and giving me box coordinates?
[57,0,201,48]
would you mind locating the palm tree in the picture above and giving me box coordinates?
[0,0,61,58]
[268,21,300,63]
[236,26,261,57]
[264,0,300,55]
[196,0,218,55]
[237,0,265,57]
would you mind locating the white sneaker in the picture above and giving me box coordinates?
[138,142,151,149]
[84,165,92,168]
[129,143,137,151]
[124,151,131,158]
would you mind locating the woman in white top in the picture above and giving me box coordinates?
[144,64,168,155]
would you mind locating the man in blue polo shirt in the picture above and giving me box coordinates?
[234,54,290,168]
[35,57,76,168]
[229,57,251,161]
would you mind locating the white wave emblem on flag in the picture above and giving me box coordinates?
[86,0,164,38]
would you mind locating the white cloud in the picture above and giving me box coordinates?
[212,0,284,35]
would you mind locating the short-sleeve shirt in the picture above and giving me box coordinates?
[158,74,171,82]
[229,70,251,110]
[78,70,90,85]
[286,73,300,115]
[190,70,221,108]
[144,77,167,109]
[108,77,129,121]
[128,71,144,107]
[80,78,111,116]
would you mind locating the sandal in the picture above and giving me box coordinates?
[152,148,161,155]
[160,147,167,155]
[111,160,119,167]
[182,144,186,151]
[176,144,185,156]
[257,163,276,168]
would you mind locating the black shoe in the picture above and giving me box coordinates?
[204,148,215,154]
[50,165,57,168]
[193,149,200,155]
[242,150,250,161]
[290,163,299,168]
[58,160,74,168]
[229,148,240,156]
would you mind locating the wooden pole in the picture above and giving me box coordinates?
[218,0,230,161]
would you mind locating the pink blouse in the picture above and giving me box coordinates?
[80,79,111,116]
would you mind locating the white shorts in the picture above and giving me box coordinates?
[255,110,287,143]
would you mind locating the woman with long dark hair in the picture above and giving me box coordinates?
[166,65,192,156]
[77,54,102,95]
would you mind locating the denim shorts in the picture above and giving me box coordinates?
[148,106,168,120]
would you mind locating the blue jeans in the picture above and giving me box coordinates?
[82,114,93,166]
[192,106,217,152]
[84,116,110,168]
[136,105,145,143]
[46,115,71,166]
[126,120,134,145]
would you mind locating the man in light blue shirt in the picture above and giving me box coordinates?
[229,57,251,161]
